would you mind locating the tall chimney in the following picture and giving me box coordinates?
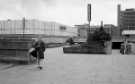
[117,4,121,27]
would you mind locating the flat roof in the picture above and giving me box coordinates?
[122,30,135,35]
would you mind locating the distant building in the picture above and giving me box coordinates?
[118,4,135,34]
[0,19,77,37]
[75,24,89,38]
[75,24,115,38]
[107,25,120,41]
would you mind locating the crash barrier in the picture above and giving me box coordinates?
[0,38,34,64]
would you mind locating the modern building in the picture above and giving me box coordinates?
[118,4,135,34]
[0,18,78,43]
[0,18,77,37]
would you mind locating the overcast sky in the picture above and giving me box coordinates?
[0,0,134,26]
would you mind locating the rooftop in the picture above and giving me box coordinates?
[125,8,135,11]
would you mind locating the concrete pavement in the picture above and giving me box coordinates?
[0,47,135,84]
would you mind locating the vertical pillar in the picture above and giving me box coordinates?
[117,4,121,36]
[87,3,91,36]
[22,17,25,37]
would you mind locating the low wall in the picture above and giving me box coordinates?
[63,41,112,54]
[63,42,106,54]
[0,38,34,63]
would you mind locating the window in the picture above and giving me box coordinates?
[60,26,66,31]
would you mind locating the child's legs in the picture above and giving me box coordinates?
[39,59,44,66]
[37,50,44,66]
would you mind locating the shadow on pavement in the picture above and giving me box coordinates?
[0,58,37,71]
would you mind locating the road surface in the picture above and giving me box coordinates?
[0,47,135,84]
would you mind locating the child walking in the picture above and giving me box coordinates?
[30,36,46,69]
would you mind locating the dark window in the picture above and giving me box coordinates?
[60,26,66,31]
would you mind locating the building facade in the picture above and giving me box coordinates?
[75,24,89,38]
[0,18,77,37]
[118,4,135,34]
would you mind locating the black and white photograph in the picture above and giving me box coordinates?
[0,0,135,84]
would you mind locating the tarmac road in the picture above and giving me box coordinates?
[0,47,135,84]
